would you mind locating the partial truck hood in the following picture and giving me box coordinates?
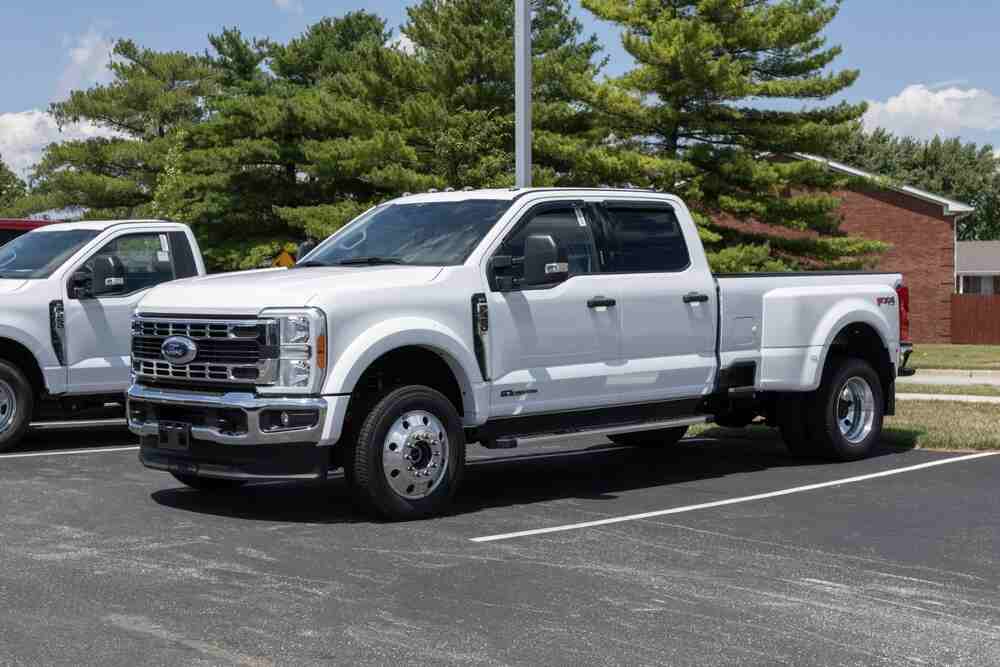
[139,265,444,316]
[0,279,29,295]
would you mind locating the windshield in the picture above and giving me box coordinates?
[303,200,513,267]
[0,230,100,279]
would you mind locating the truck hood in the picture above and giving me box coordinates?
[0,279,30,295]
[139,265,444,315]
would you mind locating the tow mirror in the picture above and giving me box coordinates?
[90,255,127,297]
[523,234,567,286]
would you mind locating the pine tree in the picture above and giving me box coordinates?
[0,154,26,211]
[403,0,623,187]
[153,17,441,269]
[10,41,216,219]
[581,0,885,269]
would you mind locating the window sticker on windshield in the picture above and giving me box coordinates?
[159,234,169,252]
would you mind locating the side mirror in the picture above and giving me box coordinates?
[69,269,92,299]
[91,255,126,297]
[523,234,567,286]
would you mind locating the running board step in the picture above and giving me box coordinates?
[29,418,128,431]
[478,415,710,449]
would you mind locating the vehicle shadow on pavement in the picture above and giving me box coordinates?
[13,427,136,453]
[148,429,917,524]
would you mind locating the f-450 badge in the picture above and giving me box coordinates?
[877,296,896,307]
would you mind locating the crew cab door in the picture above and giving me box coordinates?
[62,230,199,393]
[590,200,718,401]
[485,202,622,417]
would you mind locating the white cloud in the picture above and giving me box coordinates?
[863,84,1000,140]
[58,27,114,98]
[0,110,122,180]
[390,34,416,55]
[272,0,304,14]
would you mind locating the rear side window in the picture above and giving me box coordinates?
[0,230,23,246]
[169,231,199,278]
[601,205,690,273]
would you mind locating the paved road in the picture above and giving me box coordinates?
[1,429,998,666]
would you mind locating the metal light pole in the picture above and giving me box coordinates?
[515,0,532,188]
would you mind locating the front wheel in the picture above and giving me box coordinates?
[609,426,689,448]
[808,357,884,461]
[0,361,34,453]
[347,385,465,520]
[170,473,247,492]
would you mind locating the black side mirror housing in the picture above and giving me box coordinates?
[69,269,92,299]
[90,255,127,297]
[523,234,567,286]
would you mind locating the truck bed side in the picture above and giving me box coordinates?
[716,273,903,392]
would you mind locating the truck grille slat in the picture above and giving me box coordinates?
[131,316,278,386]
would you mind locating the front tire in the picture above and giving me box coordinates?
[348,385,465,520]
[0,360,33,453]
[609,426,689,448]
[808,357,884,461]
[170,473,247,492]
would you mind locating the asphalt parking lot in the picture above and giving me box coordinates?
[1,429,998,666]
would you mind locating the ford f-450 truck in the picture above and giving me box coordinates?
[128,189,914,519]
[0,220,206,451]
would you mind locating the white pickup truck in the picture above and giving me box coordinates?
[128,188,914,519]
[0,220,206,451]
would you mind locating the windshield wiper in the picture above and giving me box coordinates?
[292,260,330,268]
[337,256,405,266]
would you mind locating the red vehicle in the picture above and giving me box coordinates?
[0,219,54,246]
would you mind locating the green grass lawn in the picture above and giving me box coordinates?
[897,383,1000,398]
[691,400,1000,452]
[908,344,1000,370]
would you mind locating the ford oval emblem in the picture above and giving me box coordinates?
[161,336,198,366]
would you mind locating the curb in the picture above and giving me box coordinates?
[897,393,1000,405]
[914,369,1000,378]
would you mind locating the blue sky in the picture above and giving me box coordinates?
[2,0,1000,177]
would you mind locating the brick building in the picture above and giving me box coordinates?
[716,156,974,343]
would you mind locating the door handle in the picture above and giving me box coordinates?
[683,292,710,304]
[587,296,616,308]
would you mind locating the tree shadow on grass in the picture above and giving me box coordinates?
[150,426,918,525]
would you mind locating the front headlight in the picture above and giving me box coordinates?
[258,307,327,395]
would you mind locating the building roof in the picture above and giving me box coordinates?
[795,153,976,218]
[956,241,1000,275]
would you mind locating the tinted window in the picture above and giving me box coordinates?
[305,200,513,267]
[602,205,690,273]
[500,207,600,281]
[0,230,24,246]
[169,231,199,278]
[0,230,100,279]
[85,233,176,294]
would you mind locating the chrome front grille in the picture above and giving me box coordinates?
[131,316,278,385]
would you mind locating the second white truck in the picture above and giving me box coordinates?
[0,220,206,451]
[128,188,914,519]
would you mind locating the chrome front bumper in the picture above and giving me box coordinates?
[127,382,328,446]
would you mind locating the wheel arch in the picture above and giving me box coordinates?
[0,336,45,398]
[820,321,895,414]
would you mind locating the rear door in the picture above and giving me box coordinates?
[486,202,623,417]
[591,201,718,402]
[63,230,198,393]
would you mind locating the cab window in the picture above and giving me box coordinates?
[600,204,690,273]
[85,233,176,294]
[498,206,600,285]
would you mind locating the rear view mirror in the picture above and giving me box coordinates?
[523,234,567,286]
[91,255,126,297]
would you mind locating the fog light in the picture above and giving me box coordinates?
[261,409,319,432]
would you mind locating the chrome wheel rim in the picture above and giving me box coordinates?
[382,410,449,500]
[0,379,16,435]
[837,376,875,445]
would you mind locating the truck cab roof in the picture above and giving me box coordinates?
[391,187,666,205]
[31,219,187,233]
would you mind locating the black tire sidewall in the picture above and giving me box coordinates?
[0,360,34,453]
[813,358,884,461]
[352,386,465,519]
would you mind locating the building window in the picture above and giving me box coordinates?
[962,276,982,294]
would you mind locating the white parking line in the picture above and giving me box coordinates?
[470,451,999,543]
[0,446,140,460]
